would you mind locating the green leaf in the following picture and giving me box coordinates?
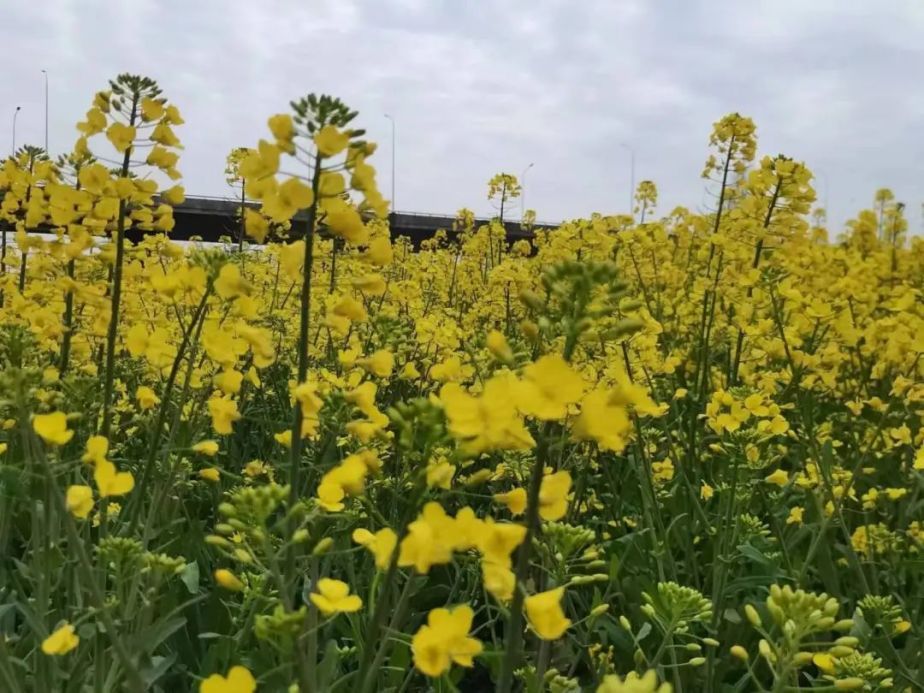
[180,560,200,595]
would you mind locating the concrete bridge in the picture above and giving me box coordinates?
[165,195,558,245]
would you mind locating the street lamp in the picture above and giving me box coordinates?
[11,106,21,155]
[620,142,635,219]
[384,113,396,213]
[41,69,49,152]
[520,162,534,218]
[815,169,830,224]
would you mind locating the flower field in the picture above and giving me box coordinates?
[0,75,922,692]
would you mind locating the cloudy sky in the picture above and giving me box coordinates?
[3,0,923,230]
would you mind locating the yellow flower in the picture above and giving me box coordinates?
[538,471,571,521]
[193,440,220,456]
[765,469,789,487]
[33,412,74,446]
[106,122,136,152]
[411,605,482,677]
[41,623,79,655]
[517,354,585,420]
[214,569,244,592]
[198,468,221,483]
[317,480,345,512]
[358,349,394,378]
[208,396,241,435]
[914,446,924,471]
[475,518,527,568]
[140,96,165,121]
[352,527,397,570]
[136,385,160,410]
[324,198,370,244]
[364,236,393,266]
[525,586,571,640]
[486,330,514,362]
[398,502,456,574]
[786,506,804,525]
[440,376,535,455]
[94,459,135,498]
[597,671,671,692]
[813,652,835,674]
[572,389,631,453]
[0,443,6,455]
[309,578,363,615]
[200,665,256,693]
[482,561,516,602]
[262,177,314,223]
[315,125,351,157]
[700,482,714,501]
[494,488,527,516]
[65,485,94,519]
[81,435,109,465]
[426,458,456,489]
[267,113,295,151]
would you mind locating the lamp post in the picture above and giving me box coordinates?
[620,142,635,219]
[520,162,534,219]
[41,69,49,152]
[384,113,396,213]
[11,106,21,155]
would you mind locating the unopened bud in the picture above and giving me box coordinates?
[832,619,854,632]
[312,537,334,556]
[685,643,702,652]
[835,636,858,648]
[590,604,609,617]
[292,528,310,543]
[745,604,762,627]
[833,679,865,691]
[205,535,230,547]
[830,646,854,657]
[641,604,656,618]
[703,638,720,647]
[730,645,749,661]
[793,652,814,666]
[464,469,493,486]
[689,657,706,667]
[619,615,632,631]
[218,502,236,517]
[758,639,773,661]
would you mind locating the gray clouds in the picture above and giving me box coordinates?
[2,0,922,229]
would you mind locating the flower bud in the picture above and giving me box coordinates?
[520,320,539,341]
[703,638,720,647]
[730,645,749,661]
[834,636,858,648]
[205,535,231,547]
[758,639,773,661]
[214,568,244,592]
[745,604,762,627]
[793,652,814,666]
[688,657,706,667]
[619,616,632,631]
[590,604,609,617]
[218,502,236,517]
[641,604,656,618]
[463,469,493,486]
[685,643,702,652]
[292,528,310,543]
[832,619,854,632]
[833,679,865,691]
[312,537,334,556]
[830,645,854,657]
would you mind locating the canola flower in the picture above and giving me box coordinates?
[0,78,920,692]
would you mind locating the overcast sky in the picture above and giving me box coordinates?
[3,0,923,231]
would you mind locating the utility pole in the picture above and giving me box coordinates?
[520,162,534,218]
[620,142,635,220]
[384,113,396,212]
[12,106,21,155]
[41,69,49,152]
